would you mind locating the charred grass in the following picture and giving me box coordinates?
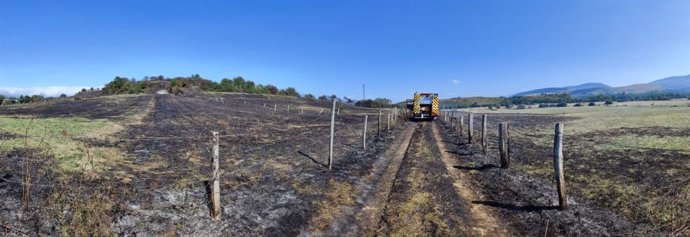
[1,93,404,236]
[452,106,690,235]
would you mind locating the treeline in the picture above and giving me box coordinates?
[102,74,303,97]
[355,98,393,108]
[0,94,69,105]
[443,92,690,108]
[99,74,394,108]
[1,74,396,108]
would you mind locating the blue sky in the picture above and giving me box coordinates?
[1,0,689,101]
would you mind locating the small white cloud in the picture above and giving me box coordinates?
[452,80,460,84]
[0,86,89,98]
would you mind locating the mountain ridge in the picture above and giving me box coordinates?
[514,75,690,97]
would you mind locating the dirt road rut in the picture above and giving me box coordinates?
[337,121,511,236]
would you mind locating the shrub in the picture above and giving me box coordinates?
[355,98,392,108]
[556,102,568,107]
[574,103,583,107]
[264,84,279,95]
[605,100,614,105]
[517,104,526,109]
[283,87,300,97]
[588,102,596,106]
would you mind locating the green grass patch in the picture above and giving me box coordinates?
[0,116,124,172]
[601,135,690,154]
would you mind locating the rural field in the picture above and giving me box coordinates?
[0,93,406,236]
[3,0,690,236]
[1,93,688,236]
[452,101,690,235]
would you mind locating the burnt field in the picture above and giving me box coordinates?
[442,109,689,236]
[0,94,688,236]
[0,93,408,236]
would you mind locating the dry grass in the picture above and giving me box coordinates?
[380,134,449,236]
[477,105,690,233]
[602,135,690,154]
[49,178,118,237]
[308,179,356,231]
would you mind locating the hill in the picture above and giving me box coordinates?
[514,75,690,97]
[649,75,690,91]
[514,83,610,96]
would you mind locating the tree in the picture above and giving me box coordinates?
[355,98,392,108]
[232,77,246,91]
[103,76,131,94]
[373,98,391,107]
[265,84,279,95]
[18,95,32,103]
[284,87,300,97]
[0,95,5,103]
[219,78,236,92]
[31,95,45,102]
[304,94,315,100]
[342,97,356,104]
[59,94,67,98]
[318,95,329,101]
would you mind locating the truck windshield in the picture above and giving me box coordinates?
[419,96,433,104]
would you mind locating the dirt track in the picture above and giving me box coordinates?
[375,122,484,236]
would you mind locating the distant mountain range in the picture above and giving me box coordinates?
[514,75,690,97]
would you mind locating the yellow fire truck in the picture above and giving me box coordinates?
[406,92,439,120]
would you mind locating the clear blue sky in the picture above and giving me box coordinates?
[1,0,689,101]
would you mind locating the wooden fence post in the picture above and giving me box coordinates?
[210,131,221,220]
[481,115,487,154]
[459,115,464,135]
[363,115,368,150]
[387,113,390,131]
[337,108,340,116]
[274,104,277,112]
[378,109,382,137]
[329,99,337,170]
[468,113,474,144]
[554,123,568,209]
[300,107,303,115]
[393,109,397,125]
[287,105,290,112]
[451,112,455,127]
[499,123,510,168]
[319,109,324,115]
